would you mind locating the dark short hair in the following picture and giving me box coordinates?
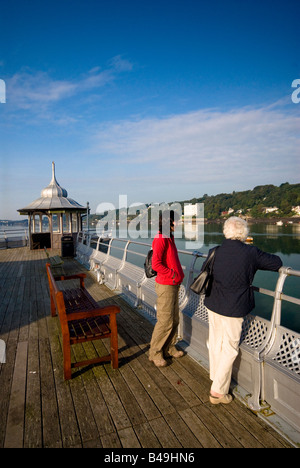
[159,210,178,234]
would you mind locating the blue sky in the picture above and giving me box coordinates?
[0,0,299,219]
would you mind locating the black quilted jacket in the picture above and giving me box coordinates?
[204,239,283,317]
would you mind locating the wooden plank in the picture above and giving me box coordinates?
[0,275,25,448]
[170,356,211,403]
[104,362,148,427]
[179,407,222,448]
[39,336,62,448]
[101,432,122,448]
[67,342,105,446]
[192,403,243,448]
[119,362,161,421]
[82,376,115,438]
[91,365,132,432]
[68,374,100,446]
[74,339,132,435]
[117,427,141,448]
[0,339,18,448]
[103,310,177,416]
[90,300,177,418]
[96,329,162,421]
[224,397,289,448]
[156,361,203,409]
[149,417,182,448]
[207,403,264,448]
[4,341,28,448]
[128,357,176,416]
[164,412,202,448]
[47,332,82,448]
[24,291,42,448]
[133,422,162,448]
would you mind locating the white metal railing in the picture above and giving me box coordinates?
[0,229,29,249]
[75,231,300,439]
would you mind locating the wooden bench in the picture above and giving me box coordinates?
[44,247,64,267]
[46,263,120,380]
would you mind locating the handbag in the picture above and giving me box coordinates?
[190,247,219,295]
[144,249,157,278]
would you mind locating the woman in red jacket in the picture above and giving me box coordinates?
[149,210,185,367]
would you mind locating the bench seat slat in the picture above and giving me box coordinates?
[63,288,97,312]
[69,316,111,341]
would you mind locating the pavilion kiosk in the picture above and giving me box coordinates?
[18,162,87,255]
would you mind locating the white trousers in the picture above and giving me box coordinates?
[208,309,244,395]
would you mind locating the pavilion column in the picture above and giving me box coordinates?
[28,214,32,249]
[49,214,53,249]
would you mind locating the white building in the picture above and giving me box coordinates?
[292,206,300,215]
[263,207,279,214]
[184,204,198,217]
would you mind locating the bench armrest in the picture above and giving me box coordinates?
[67,305,120,322]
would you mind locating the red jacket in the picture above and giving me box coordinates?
[152,234,184,286]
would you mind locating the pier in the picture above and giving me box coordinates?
[0,247,293,448]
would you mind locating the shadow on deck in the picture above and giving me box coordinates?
[0,248,293,448]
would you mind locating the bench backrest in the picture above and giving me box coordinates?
[46,263,67,322]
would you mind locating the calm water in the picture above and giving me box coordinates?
[109,222,300,333]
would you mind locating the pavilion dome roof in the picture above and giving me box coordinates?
[18,162,86,213]
[41,161,68,198]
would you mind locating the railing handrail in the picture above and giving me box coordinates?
[0,228,29,249]
[78,230,300,310]
[0,228,28,235]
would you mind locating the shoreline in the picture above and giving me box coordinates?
[204,217,300,225]
[2,217,300,229]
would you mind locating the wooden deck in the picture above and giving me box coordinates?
[0,247,293,449]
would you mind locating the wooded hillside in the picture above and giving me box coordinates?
[180,182,300,219]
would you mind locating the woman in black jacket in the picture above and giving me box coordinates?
[204,217,282,405]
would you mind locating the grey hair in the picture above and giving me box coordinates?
[223,216,249,242]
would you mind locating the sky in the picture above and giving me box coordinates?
[0,0,299,219]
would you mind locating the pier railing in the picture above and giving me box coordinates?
[0,229,29,249]
[75,231,300,438]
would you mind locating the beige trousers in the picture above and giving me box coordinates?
[149,283,180,360]
[208,309,244,395]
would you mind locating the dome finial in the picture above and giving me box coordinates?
[40,161,68,198]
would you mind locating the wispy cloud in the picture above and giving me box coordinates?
[8,71,77,107]
[91,104,300,196]
[5,55,133,116]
